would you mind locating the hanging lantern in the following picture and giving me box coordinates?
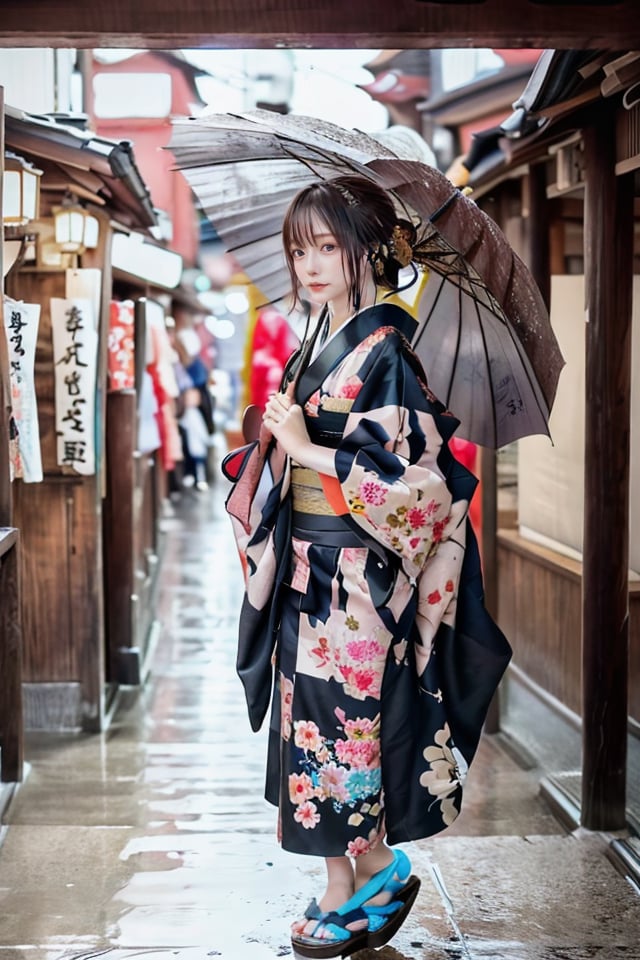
[3,151,42,226]
[52,203,99,254]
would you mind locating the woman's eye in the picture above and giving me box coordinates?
[291,248,304,259]
[322,243,337,253]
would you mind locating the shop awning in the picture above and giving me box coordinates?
[4,105,158,231]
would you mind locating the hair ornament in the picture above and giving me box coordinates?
[368,220,416,279]
[369,242,386,277]
[335,183,358,207]
[389,224,414,268]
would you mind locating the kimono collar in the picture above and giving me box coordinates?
[296,302,415,405]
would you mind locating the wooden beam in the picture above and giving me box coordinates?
[581,106,633,831]
[0,0,638,48]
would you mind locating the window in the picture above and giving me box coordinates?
[93,73,172,118]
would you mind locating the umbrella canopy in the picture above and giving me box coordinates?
[169,109,564,448]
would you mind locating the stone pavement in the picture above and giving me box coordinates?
[0,484,639,960]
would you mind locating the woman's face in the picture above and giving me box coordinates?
[289,212,351,311]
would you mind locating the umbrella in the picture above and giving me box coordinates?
[169,109,564,448]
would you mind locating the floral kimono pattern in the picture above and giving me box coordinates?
[228,303,511,858]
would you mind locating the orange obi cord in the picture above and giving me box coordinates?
[290,464,349,516]
[319,473,349,516]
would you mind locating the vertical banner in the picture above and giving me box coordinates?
[3,301,42,482]
[66,268,102,329]
[108,300,135,391]
[50,298,98,476]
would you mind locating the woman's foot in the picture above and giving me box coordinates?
[290,890,369,958]
[290,849,420,956]
[356,849,421,949]
[291,862,369,957]
[291,879,357,937]
[354,845,395,907]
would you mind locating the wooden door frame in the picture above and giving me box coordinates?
[0,0,639,49]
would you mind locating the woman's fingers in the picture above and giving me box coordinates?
[263,392,292,424]
[262,400,309,457]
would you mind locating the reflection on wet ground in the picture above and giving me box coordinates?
[1,485,639,960]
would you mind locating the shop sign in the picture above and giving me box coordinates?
[3,300,43,483]
[51,297,98,475]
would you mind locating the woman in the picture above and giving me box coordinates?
[225,175,511,958]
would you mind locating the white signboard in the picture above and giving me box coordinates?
[66,268,102,328]
[3,301,42,482]
[50,297,98,476]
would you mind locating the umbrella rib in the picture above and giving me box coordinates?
[429,189,463,224]
[449,282,464,414]
[498,310,552,429]
[473,290,499,449]
[279,141,371,181]
[412,274,447,353]
[226,231,282,254]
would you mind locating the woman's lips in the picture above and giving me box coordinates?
[307,283,327,292]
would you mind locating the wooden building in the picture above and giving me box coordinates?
[450,52,640,883]
[1,105,181,743]
[86,49,208,268]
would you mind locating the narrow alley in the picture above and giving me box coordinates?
[0,483,639,960]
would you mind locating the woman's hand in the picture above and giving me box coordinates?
[263,391,310,457]
[263,391,339,477]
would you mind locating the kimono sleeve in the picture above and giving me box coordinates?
[333,331,465,583]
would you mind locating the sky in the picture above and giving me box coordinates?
[181,48,390,131]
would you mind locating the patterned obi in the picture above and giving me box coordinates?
[290,464,371,551]
[290,463,352,543]
[290,464,338,517]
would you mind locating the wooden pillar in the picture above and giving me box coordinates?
[481,446,500,733]
[103,389,137,684]
[527,161,551,312]
[0,326,11,527]
[581,109,633,830]
[0,528,23,782]
[0,88,11,530]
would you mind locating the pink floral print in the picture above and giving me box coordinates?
[338,376,362,399]
[347,836,372,857]
[305,389,321,418]
[280,673,294,741]
[296,584,392,702]
[334,737,380,769]
[289,772,315,804]
[345,467,453,579]
[294,720,322,753]
[294,800,321,829]
[359,479,388,506]
[287,709,384,849]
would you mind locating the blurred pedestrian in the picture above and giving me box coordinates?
[179,386,211,490]
[248,305,299,411]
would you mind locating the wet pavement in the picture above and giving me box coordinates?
[1,482,639,960]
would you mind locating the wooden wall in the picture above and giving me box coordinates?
[103,388,160,686]
[7,269,104,730]
[498,530,640,725]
